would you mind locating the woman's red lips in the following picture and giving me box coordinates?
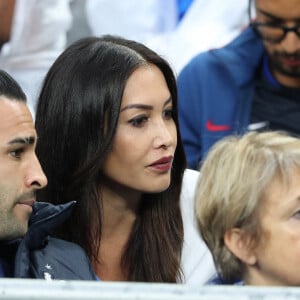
[150,156,173,166]
[149,156,173,172]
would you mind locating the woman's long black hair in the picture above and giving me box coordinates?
[35,35,186,282]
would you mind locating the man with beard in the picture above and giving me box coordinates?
[177,0,300,170]
[0,69,96,280]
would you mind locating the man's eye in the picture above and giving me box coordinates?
[129,115,148,127]
[10,149,24,159]
[265,21,282,27]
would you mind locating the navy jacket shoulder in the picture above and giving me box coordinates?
[14,201,97,280]
[177,28,265,169]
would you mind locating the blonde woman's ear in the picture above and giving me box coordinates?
[224,228,257,266]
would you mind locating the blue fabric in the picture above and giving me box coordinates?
[11,202,97,280]
[0,239,20,277]
[177,0,194,21]
[177,27,265,169]
[206,273,244,285]
[263,55,280,88]
[0,259,6,277]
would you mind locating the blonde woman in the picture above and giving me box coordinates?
[196,131,300,286]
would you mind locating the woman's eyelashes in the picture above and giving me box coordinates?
[163,108,175,120]
[292,209,300,220]
[128,108,175,128]
[128,115,148,127]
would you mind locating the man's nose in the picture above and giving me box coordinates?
[24,154,48,189]
[281,28,300,53]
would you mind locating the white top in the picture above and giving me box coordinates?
[180,169,215,284]
[86,0,178,43]
[85,0,249,74]
[0,0,72,116]
[144,0,249,74]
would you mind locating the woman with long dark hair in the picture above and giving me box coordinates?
[35,35,213,283]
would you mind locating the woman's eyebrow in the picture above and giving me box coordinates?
[163,97,172,107]
[120,104,153,112]
[121,97,172,112]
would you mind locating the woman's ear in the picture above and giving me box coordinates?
[224,228,257,265]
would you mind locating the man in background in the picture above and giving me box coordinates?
[177,0,300,169]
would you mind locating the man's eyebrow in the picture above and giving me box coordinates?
[8,136,36,145]
[258,9,290,21]
[120,97,172,112]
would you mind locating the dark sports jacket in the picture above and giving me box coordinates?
[13,201,97,280]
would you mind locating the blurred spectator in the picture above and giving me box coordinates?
[177,0,300,169]
[85,0,178,42]
[145,0,249,73]
[77,0,248,73]
[0,0,72,116]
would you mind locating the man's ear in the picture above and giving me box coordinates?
[224,228,257,265]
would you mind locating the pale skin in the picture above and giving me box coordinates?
[0,97,47,240]
[255,0,300,87]
[226,169,300,285]
[94,64,177,281]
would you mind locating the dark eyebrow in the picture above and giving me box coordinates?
[258,9,291,22]
[8,136,35,145]
[258,8,282,20]
[120,97,172,112]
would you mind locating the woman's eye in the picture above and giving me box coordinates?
[292,210,300,219]
[163,108,174,120]
[129,115,148,127]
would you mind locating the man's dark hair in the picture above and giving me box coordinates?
[0,69,26,102]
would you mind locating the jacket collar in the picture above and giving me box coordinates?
[211,27,265,86]
[24,201,76,249]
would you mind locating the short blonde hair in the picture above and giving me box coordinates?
[196,131,300,283]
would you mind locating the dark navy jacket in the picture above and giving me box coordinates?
[12,201,97,280]
[177,27,264,169]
